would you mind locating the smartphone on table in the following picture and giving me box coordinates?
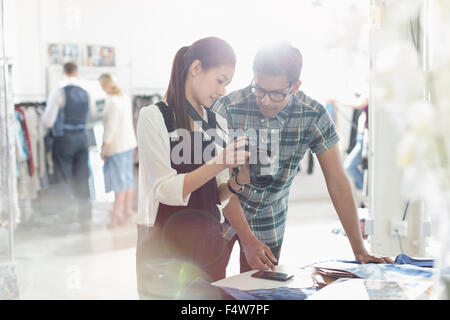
[251,270,294,282]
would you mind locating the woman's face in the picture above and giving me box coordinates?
[190,63,235,108]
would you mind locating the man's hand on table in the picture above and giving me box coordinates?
[242,237,278,271]
[356,251,394,264]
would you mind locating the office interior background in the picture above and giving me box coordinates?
[0,0,449,299]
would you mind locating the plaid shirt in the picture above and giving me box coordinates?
[212,86,339,248]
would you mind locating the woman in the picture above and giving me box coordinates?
[98,74,137,228]
[136,37,249,299]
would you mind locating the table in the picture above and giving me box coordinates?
[212,263,434,300]
[212,265,316,291]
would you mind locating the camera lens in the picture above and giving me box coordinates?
[249,164,273,188]
[235,134,274,188]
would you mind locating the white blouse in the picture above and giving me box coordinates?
[102,94,137,156]
[135,103,231,226]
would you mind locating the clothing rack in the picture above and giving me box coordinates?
[132,94,162,110]
[14,101,46,108]
[13,101,55,227]
[131,93,163,168]
[132,93,163,126]
[15,102,46,119]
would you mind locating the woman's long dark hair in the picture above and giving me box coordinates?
[165,37,236,131]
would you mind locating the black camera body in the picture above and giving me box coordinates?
[238,133,273,188]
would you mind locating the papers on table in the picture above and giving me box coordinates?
[311,260,434,282]
[307,260,434,300]
[307,278,433,300]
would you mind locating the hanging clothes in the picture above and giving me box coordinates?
[14,107,35,177]
[132,93,163,166]
[14,110,28,165]
[14,107,37,223]
[23,108,43,194]
[346,109,363,154]
[13,102,49,224]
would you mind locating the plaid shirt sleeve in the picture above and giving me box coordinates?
[309,105,340,155]
[211,97,233,129]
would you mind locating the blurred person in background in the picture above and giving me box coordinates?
[327,92,368,196]
[42,62,97,230]
[99,74,137,228]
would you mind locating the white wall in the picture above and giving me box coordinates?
[12,0,364,102]
[9,0,363,201]
[13,0,134,100]
[9,0,42,99]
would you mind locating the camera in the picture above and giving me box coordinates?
[237,131,274,188]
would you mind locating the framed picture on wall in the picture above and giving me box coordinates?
[99,46,115,66]
[85,45,115,67]
[86,45,100,66]
[62,44,79,64]
[47,43,79,65]
[48,44,63,65]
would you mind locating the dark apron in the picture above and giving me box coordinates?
[136,104,227,299]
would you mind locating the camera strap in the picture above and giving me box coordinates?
[186,103,228,149]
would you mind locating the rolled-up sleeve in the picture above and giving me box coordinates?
[309,106,340,155]
[137,107,191,206]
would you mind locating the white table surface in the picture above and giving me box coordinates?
[212,265,316,291]
[212,264,434,300]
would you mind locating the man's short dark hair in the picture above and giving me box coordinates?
[253,42,303,85]
[63,62,78,76]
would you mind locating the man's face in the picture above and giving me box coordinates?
[253,73,293,119]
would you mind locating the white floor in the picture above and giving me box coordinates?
[9,194,362,300]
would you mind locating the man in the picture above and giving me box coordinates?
[42,62,97,228]
[212,42,393,273]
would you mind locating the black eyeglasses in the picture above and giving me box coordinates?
[250,80,292,103]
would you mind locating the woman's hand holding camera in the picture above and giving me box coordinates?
[216,136,250,169]
[236,164,251,185]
